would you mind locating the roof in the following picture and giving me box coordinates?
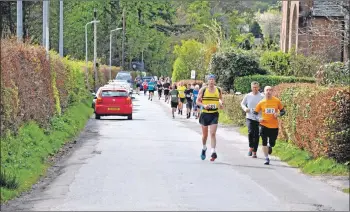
[312,0,346,17]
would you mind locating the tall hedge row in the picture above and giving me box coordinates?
[0,39,114,136]
[274,84,350,163]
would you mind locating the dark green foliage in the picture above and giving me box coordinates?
[210,50,267,91]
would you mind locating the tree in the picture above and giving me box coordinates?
[209,49,267,91]
[250,21,263,38]
[255,9,282,44]
[171,39,205,81]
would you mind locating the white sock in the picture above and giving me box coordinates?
[203,145,207,150]
[211,148,216,153]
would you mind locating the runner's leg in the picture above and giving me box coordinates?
[201,125,208,160]
[252,121,260,158]
[209,124,218,161]
[260,126,270,165]
[247,119,255,156]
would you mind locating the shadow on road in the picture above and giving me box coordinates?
[215,161,298,170]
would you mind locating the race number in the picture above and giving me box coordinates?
[207,104,217,110]
[265,108,276,114]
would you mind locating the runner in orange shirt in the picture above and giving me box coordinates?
[253,86,286,165]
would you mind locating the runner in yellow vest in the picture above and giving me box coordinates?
[196,74,223,161]
[177,82,186,115]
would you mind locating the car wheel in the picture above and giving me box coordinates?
[95,114,101,119]
[127,114,132,120]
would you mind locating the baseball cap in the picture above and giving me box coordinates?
[208,74,216,79]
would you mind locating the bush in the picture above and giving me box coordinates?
[273,83,350,163]
[288,50,322,77]
[260,50,290,75]
[259,49,322,77]
[209,49,267,91]
[316,61,350,87]
[222,94,246,126]
[234,75,315,93]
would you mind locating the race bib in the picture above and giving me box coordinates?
[186,94,191,98]
[265,108,276,114]
[207,104,217,109]
[171,95,177,98]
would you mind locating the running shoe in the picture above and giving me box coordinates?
[252,152,257,158]
[201,148,207,160]
[264,158,270,165]
[248,148,253,156]
[210,152,217,161]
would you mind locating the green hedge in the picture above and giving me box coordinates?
[234,75,315,93]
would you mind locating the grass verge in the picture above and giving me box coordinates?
[218,110,234,125]
[0,100,93,203]
[342,188,350,194]
[238,126,349,176]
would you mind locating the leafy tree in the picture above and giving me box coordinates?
[171,39,205,81]
[250,21,263,38]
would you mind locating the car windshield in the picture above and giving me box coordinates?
[116,74,131,81]
[101,90,128,97]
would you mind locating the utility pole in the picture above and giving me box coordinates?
[93,8,98,92]
[45,1,50,55]
[42,1,49,54]
[122,8,125,70]
[59,0,63,57]
[42,1,47,46]
[17,1,23,42]
[110,28,122,81]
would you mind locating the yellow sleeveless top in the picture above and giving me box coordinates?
[202,87,220,113]
[177,86,186,98]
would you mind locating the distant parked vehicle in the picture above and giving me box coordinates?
[94,88,133,120]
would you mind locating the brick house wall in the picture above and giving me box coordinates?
[280,0,348,62]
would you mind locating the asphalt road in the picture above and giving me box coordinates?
[3,93,349,211]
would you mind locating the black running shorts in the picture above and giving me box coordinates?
[180,98,185,103]
[186,101,193,109]
[164,90,169,95]
[199,112,219,126]
[171,101,178,108]
[259,125,279,147]
[149,90,154,94]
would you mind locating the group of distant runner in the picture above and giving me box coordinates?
[135,75,285,165]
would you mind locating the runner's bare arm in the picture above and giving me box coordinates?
[218,86,223,106]
[196,88,205,107]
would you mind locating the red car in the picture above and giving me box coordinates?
[95,88,133,120]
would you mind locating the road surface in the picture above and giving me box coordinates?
[3,94,349,211]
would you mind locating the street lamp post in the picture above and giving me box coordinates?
[85,20,100,90]
[110,27,122,81]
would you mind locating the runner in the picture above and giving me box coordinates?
[197,83,206,119]
[177,82,186,115]
[169,84,179,119]
[163,79,171,103]
[184,84,193,119]
[253,86,286,165]
[135,77,141,95]
[157,80,163,100]
[148,79,156,101]
[192,84,200,119]
[240,81,264,158]
[142,80,148,96]
[196,75,223,161]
